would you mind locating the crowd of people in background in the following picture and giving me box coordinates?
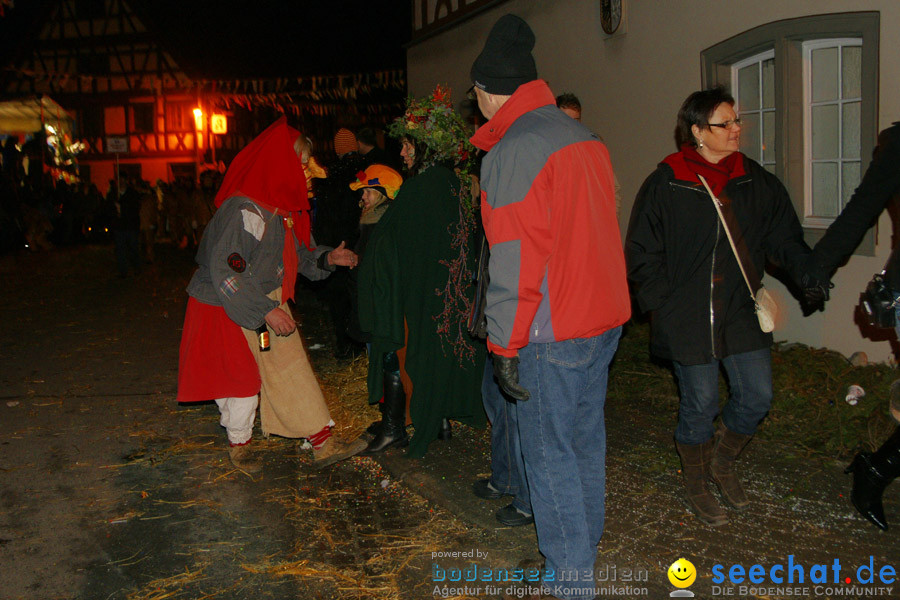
[0,119,404,277]
[0,146,223,265]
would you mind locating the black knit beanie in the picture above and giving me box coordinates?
[470,14,537,95]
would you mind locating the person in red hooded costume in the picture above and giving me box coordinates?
[176,118,366,471]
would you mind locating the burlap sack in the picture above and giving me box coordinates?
[240,288,331,438]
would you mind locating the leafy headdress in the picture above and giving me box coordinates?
[388,85,477,214]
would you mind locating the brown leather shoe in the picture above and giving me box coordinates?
[228,443,262,473]
[710,425,753,510]
[676,439,727,526]
[312,436,367,469]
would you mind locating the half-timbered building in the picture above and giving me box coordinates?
[1,0,407,194]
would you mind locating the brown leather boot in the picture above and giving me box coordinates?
[710,425,753,510]
[676,439,727,526]
[312,436,367,469]
[228,442,262,473]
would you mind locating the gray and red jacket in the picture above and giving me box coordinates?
[471,79,631,357]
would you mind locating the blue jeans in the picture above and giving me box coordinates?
[672,348,773,445]
[482,357,531,514]
[515,328,622,600]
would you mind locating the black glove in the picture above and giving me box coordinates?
[492,354,530,402]
[800,272,833,312]
[799,254,833,312]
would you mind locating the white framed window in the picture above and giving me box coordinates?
[731,50,776,173]
[702,12,878,253]
[802,38,862,228]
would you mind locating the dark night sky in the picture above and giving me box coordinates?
[0,1,411,80]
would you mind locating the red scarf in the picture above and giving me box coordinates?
[662,144,746,196]
[214,117,311,305]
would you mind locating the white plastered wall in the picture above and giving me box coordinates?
[407,0,900,362]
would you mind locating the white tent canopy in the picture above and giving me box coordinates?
[0,95,72,135]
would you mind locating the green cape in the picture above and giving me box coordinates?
[359,165,486,457]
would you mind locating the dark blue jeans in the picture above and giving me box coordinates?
[482,357,531,514]
[516,327,622,600]
[672,347,773,445]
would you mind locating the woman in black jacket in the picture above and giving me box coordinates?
[804,122,900,530]
[626,87,810,527]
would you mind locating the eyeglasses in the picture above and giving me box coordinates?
[466,85,477,101]
[708,118,742,130]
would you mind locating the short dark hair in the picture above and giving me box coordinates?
[675,86,735,148]
[357,127,377,148]
[556,92,581,111]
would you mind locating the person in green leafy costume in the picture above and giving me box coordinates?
[358,86,487,458]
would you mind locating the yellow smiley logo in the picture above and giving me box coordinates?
[667,558,697,588]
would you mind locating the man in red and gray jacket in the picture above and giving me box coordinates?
[469,14,631,600]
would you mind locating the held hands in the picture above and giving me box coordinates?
[802,278,833,312]
[799,254,833,312]
[327,241,359,269]
[800,270,833,313]
[492,354,531,402]
[265,307,297,336]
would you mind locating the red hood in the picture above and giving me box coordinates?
[214,117,308,212]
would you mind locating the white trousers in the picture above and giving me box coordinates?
[215,395,258,445]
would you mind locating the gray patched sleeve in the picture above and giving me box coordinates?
[298,232,334,282]
[207,201,278,329]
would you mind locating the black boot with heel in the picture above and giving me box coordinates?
[845,426,900,530]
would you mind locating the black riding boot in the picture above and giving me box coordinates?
[845,426,900,530]
[362,370,408,455]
